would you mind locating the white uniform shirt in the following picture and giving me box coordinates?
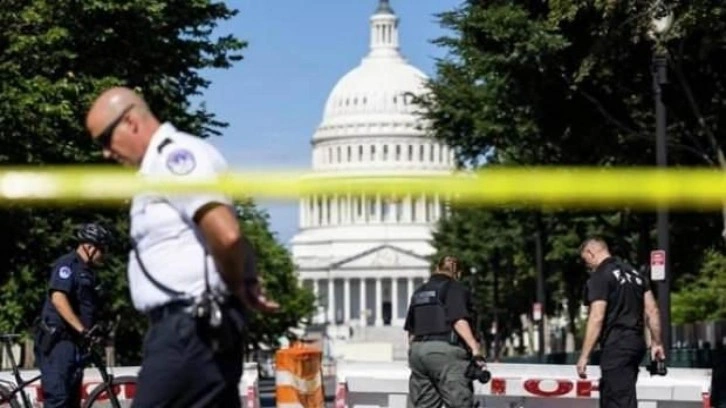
[128,122,233,312]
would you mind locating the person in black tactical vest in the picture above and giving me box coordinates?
[577,237,666,408]
[403,255,486,408]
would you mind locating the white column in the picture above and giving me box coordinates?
[360,278,367,326]
[332,194,339,225]
[344,278,351,323]
[407,277,414,308]
[346,193,355,224]
[392,277,399,323]
[375,277,383,326]
[376,195,382,223]
[299,199,305,227]
[328,277,335,323]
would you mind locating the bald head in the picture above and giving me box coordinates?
[86,87,150,135]
[86,86,160,166]
[579,237,611,271]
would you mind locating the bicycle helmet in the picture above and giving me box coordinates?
[76,223,113,248]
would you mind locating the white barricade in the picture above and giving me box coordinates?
[0,362,260,406]
[334,361,713,408]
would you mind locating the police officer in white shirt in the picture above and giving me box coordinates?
[85,86,279,407]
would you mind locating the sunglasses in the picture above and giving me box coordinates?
[94,104,135,148]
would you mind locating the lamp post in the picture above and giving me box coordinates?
[649,0,674,357]
[469,267,483,351]
[534,230,546,363]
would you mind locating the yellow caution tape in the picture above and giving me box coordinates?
[0,165,724,209]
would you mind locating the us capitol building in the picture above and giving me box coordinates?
[291,0,454,338]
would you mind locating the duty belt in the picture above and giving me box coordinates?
[146,299,195,324]
[413,333,452,342]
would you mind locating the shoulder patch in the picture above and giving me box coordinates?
[166,148,196,175]
[58,266,72,280]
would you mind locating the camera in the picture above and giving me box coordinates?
[647,358,667,376]
[465,355,491,384]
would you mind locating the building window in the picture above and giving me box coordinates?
[356,197,362,217]
[368,197,377,217]
[411,198,417,222]
[337,197,342,224]
[383,145,388,161]
[326,198,331,224]
[408,145,413,161]
[317,199,323,225]
[328,148,332,163]
[439,145,443,163]
[419,145,424,161]
[336,146,341,163]
[429,145,435,162]
[347,146,352,162]
[424,197,431,222]
[395,145,401,161]
[371,145,376,160]
[382,200,391,221]
[358,145,363,161]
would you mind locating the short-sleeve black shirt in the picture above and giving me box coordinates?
[403,274,473,333]
[40,251,98,330]
[585,257,650,348]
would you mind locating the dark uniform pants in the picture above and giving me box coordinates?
[599,343,646,408]
[38,339,83,408]
[131,311,244,408]
[407,340,473,408]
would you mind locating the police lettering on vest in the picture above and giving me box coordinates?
[128,122,233,312]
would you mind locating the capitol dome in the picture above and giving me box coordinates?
[292,0,455,333]
[313,0,432,145]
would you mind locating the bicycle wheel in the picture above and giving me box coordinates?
[83,375,137,408]
[0,384,21,408]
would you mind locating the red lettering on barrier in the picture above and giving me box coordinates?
[490,377,506,395]
[703,392,711,408]
[334,382,347,408]
[29,381,134,403]
[576,380,597,397]
[524,379,574,397]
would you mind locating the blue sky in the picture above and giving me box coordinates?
[195,0,461,246]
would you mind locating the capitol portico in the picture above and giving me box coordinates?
[291,0,455,328]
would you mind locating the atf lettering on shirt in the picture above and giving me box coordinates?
[128,123,233,312]
[586,257,650,348]
[41,251,97,329]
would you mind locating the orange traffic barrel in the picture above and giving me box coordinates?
[275,342,325,407]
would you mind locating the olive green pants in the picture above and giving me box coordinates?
[407,340,473,408]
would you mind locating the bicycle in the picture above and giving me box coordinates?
[0,331,137,407]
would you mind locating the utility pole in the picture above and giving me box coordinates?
[653,52,671,355]
[535,229,546,363]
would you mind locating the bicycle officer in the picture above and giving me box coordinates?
[35,222,113,408]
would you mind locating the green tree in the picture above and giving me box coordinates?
[235,201,316,353]
[672,248,726,324]
[419,0,726,341]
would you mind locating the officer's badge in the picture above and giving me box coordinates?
[58,266,72,279]
[166,149,196,175]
